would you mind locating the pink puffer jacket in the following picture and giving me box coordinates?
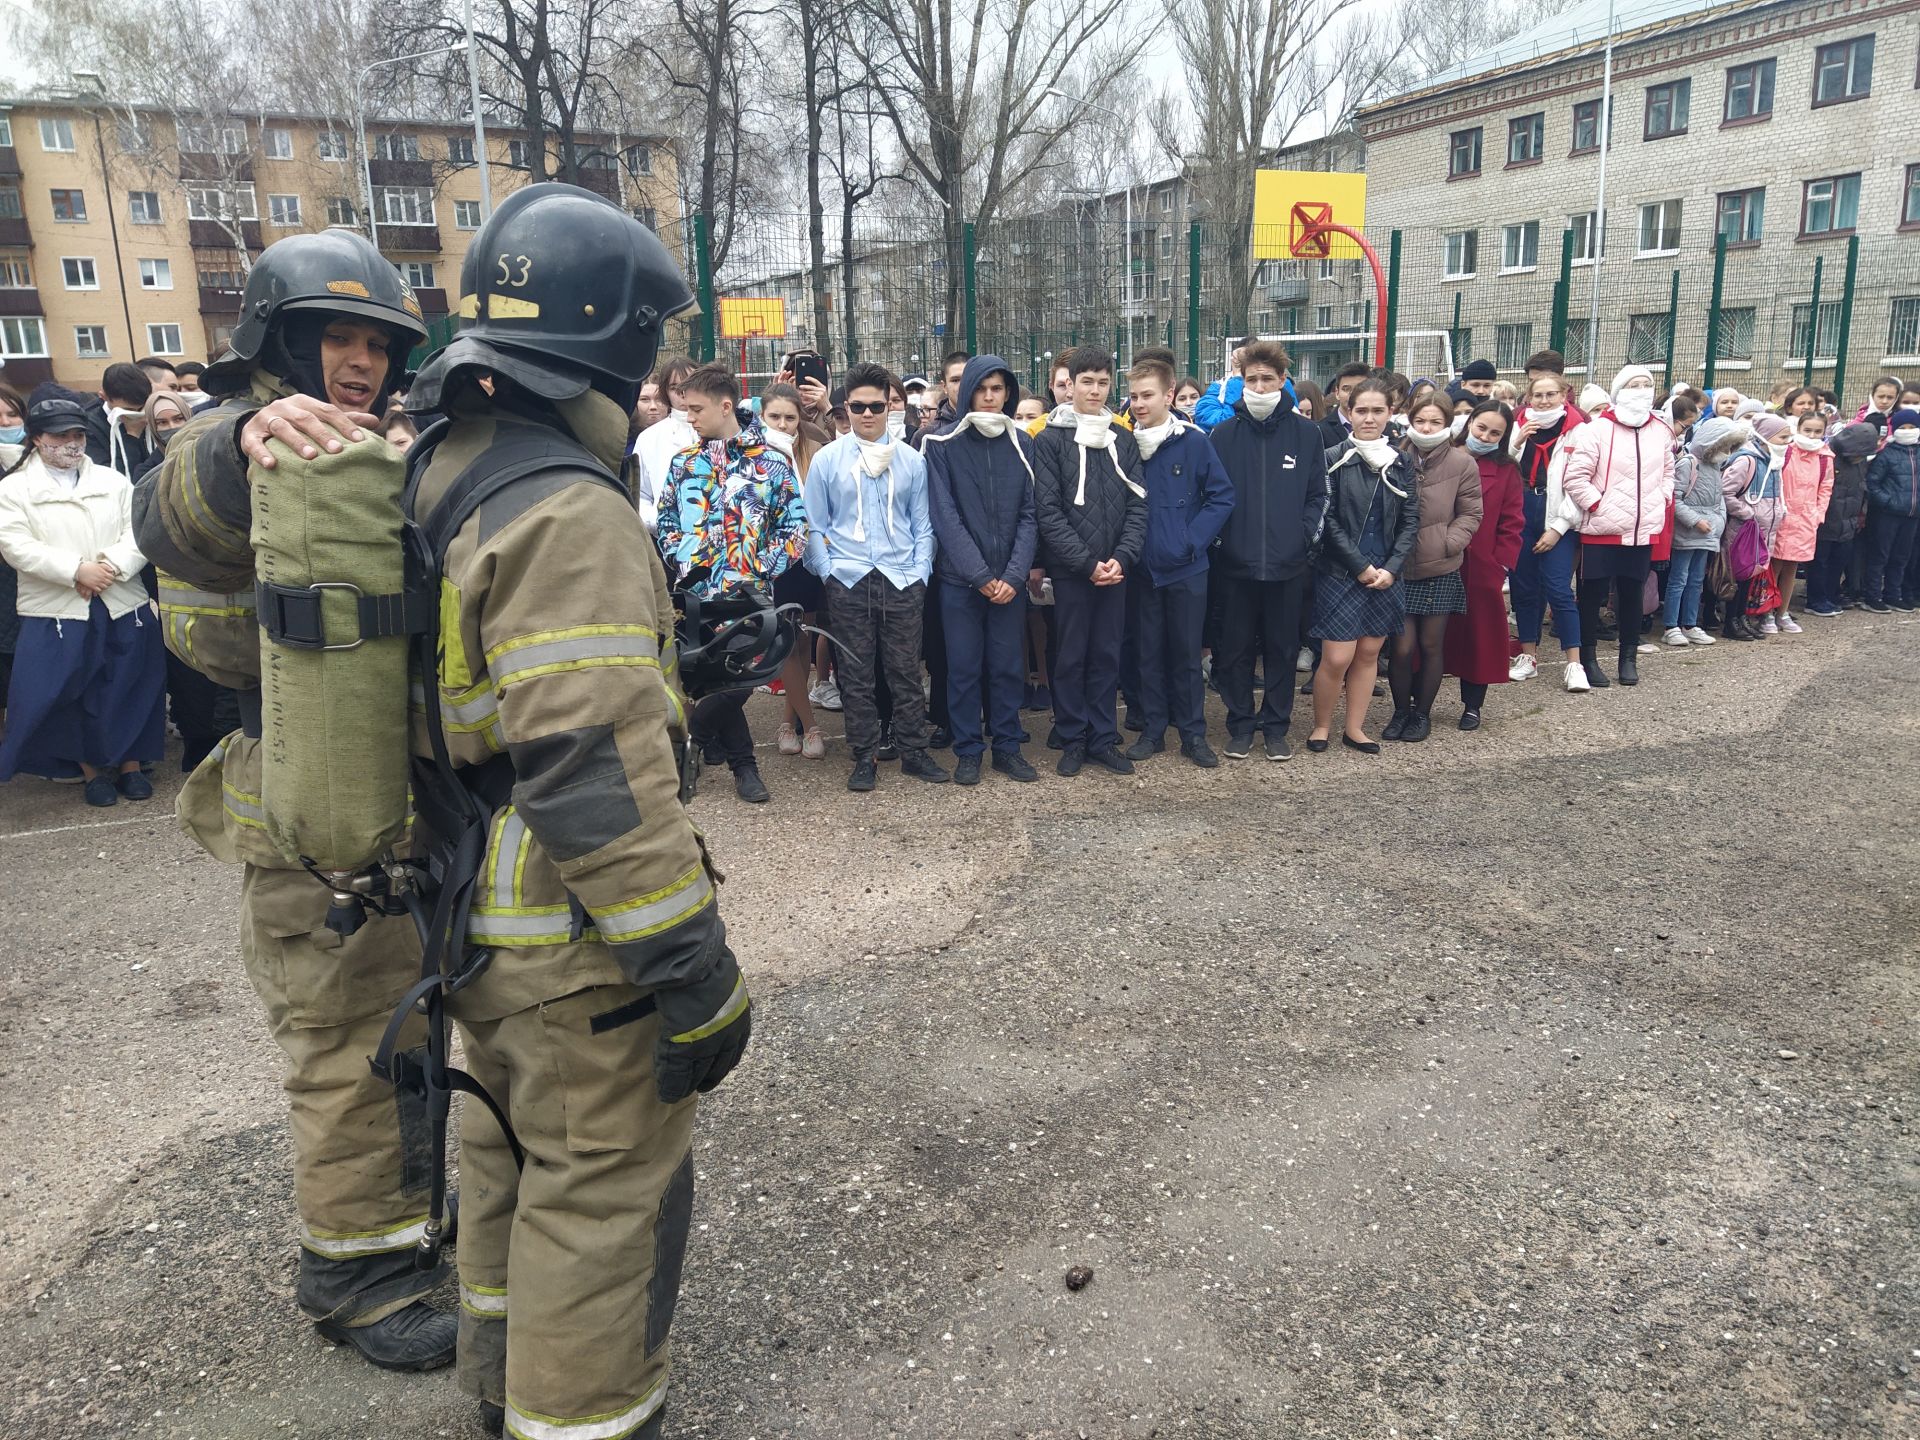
[1561,409,1676,547]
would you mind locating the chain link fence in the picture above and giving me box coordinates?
[641,210,1920,405]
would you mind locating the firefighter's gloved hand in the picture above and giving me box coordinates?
[653,948,752,1104]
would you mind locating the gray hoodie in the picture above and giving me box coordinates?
[1676,418,1739,551]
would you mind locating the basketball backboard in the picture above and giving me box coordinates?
[1251,170,1368,261]
[717,297,788,340]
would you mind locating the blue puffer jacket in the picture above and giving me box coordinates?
[921,355,1039,589]
[1866,442,1920,519]
[1137,421,1235,587]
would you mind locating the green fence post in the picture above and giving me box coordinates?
[962,222,978,355]
[1187,223,1201,376]
[1549,229,1574,352]
[1663,269,1680,383]
[1114,324,1125,369]
[1832,235,1861,402]
[1703,231,1728,391]
[1803,255,1824,388]
[1449,291,1463,369]
[692,211,716,363]
[1383,230,1402,371]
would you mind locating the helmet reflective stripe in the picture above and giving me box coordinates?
[461,1282,508,1318]
[299,1215,430,1258]
[505,1381,666,1440]
[485,625,661,689]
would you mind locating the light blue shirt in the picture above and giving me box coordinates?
[802,433,935,590]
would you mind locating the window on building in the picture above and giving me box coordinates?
[376,186,435,226]
[0,318,48,357]
[375,133,421,162]
[75,325,110,359]
[1637,199,1682,254]
[128,190,162,224]
[454,199,482,229]
[1507,112,1544,164]
[197,256,246,290]
[1444,229,1478,279]
[1160,276,1172,301]
[187,184,258,221]
[62,257,98,290]
[139,258,172,290]
[1448,127,1482,177]
[0,255,31,287]
[146,323,185,356]
[325,196,356,226]
[1813,35,1873,105]
[0,116,13,147]
[1315,304,1333,331]
[179,120,247,154]
[51,189,87,222]
[39,117,75,152]
[1644,79,1690,139]
[1159,188,1173,214]
[508,139,531,168]
[1626,313,1671,365]
[1156,229,1172,260]
[1563,318,1591,369]
[632,206,657,230]
[1716,188,1765,246]
[0,187,22,220]
[399,261,435,289]
[316,129,349,161]
[1800,174,1860,236]
[1887,296,1920,356]
[1571,209,1606,263]
[625,143,652,176]
[1318,257,1338,280]
[1904,164,1920,227]
[1570,98,1606,154]
[1450,326,1473,361]
[448,136,475,166]
[1724,59,1776,122]
[1495,322,1534,370]
[208,322,235,351]
[1348,300,1365,328]
[263,127,293,159]
[1710,306,1755,363]
[116,115,152,150]
[1501,221,1540,271]
[1789,300,1842,360]
[268,194,301,226]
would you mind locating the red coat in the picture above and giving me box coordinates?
[1446,454,1526,685]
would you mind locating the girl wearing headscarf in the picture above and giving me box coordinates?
[1718,415,1786,639]
[0,386,165,804]
[1559,365,1676,686]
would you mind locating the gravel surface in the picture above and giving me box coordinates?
[2,614,1915,1439]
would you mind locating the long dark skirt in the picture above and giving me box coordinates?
[0,599,166,780]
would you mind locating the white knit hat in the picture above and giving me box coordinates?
[1578,382,1610,414]
[1610,364,1655,398]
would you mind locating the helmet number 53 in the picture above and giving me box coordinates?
[496,254,533,288]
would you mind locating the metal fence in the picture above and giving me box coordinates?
[650,208,1920,406]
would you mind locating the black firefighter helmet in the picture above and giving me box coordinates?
[202,229,428,398]
[672,587,801,700]
[407,182,695,411]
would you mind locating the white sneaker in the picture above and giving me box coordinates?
[810,680,843,711]
[1509,653,1538,681]
[1565,660,1591,693]
[776,723,801,755]
[1637,642,1659,654]
[1663,627,1690,647]
[1759,617,1778,635]
[1778,614,1803,634]
[1684,627,1716,645]
[1296,646,1314,674]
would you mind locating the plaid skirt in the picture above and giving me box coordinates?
[1310,570,1406,641]
[1403,569,1467,615]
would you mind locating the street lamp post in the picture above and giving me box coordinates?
[1046,88,1134,367]
[463,0,492,218]
[355,42,468,251]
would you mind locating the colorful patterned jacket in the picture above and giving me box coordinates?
[656,418,807,596]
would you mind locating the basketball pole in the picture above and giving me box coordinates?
[1294,216,1390,368]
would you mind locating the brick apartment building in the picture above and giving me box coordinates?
[0,88,679,392]
[1354,0,1920,386]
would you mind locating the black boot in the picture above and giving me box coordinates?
[1580,645,1610,688]
[1617,650,1639,686]
[316,1302,457,1372]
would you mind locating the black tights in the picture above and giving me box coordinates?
[1388,613,1450,718]
[1577,576,1642,659]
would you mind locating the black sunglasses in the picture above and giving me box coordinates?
[847,400,889,415]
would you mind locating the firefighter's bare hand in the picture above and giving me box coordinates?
[241,396,380,469]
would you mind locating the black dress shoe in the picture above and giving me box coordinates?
[954,754,982,785]
[1123,734,1163,762]
[1306,736,1330,752]
[1089,746,1135,775]
[1123,710,1145,733]
[1401,712,1431,742]
[1341,733,1381,754]
[1181,738,1220,768]
[734,765,771,803]
[316,1302,457,1372]
[1381,707,1412,742]
[992,750,1039,782]
[1458,710,1482,731]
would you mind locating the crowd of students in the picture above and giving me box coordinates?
[627,342,1920,802]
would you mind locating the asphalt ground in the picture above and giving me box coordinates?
[2,609,1915,1439]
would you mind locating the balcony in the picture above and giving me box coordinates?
[576,168,620,201]
[413,287,449,316]
[0,216,30,247]
[190,218,263,249]
[180,153,254,182]
[0,147,20,178]
[369,158,433,188]
[2,358,53,388]
[199,286,243,314]
[376,224,439,252]
[0,286,40,317]
[1265,276,1309,303]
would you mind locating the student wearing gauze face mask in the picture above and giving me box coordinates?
[1861,407,1920,610]
[1761,410,1835,633]
[1558,365,1676,687]
[98,363,156,479]
[0,388,166,806]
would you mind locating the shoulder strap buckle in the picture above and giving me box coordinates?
[257,579,433,651]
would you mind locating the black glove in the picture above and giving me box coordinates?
[653,945,752,1105]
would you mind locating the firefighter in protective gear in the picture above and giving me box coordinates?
[402,182,749,1439]
[130,231,456,1371]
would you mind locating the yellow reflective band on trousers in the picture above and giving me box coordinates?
[486,625,660,689]
[468,866,713,948]
[506,1381,666,1440]
[300,1214,431,1259]
[461,1281,509,1318]
[669,972,749,1044]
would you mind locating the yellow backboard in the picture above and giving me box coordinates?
[717,297,788,339]
[1252,170,1368,261]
